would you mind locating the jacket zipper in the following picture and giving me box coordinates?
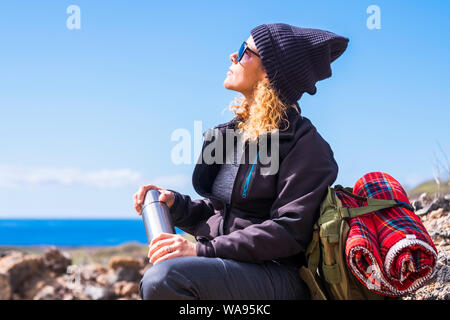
[218,138,242,236]
[241,150,260,198]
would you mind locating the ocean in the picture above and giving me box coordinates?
[0,219,184,246]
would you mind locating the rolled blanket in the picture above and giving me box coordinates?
[337,172,438,297]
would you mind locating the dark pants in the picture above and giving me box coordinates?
[139,256,310,300]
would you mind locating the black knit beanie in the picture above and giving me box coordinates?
[250,23,349,105]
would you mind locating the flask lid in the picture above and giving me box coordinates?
[143,189,162,207]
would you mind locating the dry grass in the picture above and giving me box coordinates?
[406,179,450,199]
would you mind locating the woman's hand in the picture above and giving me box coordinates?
[133,184,175,215]
[148,233,197,265]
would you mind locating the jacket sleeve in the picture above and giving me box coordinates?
[165,188,216,235]
[195,126,339,262]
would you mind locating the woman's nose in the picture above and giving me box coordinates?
[230,52,238,64]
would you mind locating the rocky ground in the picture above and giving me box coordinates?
[402,192,449,300]
[0,193,448,300]
[0,245,149,300]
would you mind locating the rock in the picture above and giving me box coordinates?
[428,208,445,220]
[113,281,139,298]
[33,285,56,300]
[22,278,52,300]
[415,208,429,216]
[419,192,432,205]
[0,250,14,259]
[62,293,74,300]
[413,200,423,211]
[115,266,141,282]
[0,252,44,293]
[11,293,21,300]
[83,285,112,300]
[96,270,118,286]
[0,272,11,300]
[403,208,450,300]
[79,263,108,282]
[109,256,142,271]
[108,257,143,283]
[43,247,72,274]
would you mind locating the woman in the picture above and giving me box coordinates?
[134,23,349,300]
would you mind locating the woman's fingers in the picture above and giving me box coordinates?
[159,190,175,209]
[148,237,174,259]
[148,245,173,264]
[149,232,174,247]
[152,249,180,265]
[134,184,164,215]
[147,233,197,265]
[133,193,142,215]
[148,233,183,264]
[149,241,178,264]
[137,184,161,205]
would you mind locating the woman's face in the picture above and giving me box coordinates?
[224,35,268,96]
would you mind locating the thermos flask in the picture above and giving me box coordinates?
[141,189,175,244]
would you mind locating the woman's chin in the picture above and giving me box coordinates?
[223,78,238,91]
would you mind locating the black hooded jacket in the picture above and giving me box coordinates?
[166,102,338,267]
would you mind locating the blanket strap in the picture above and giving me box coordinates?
[335,185,415,218]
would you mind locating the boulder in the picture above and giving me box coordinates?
[419,192,432,205]
[115,267,141,282]
[79,263,108,282]
[113,281,139,298]
[83,285,113,300]
[33,285,57,300]
[96,269,118,286]
[0,272,11,300]
[43,247,72,274]
[109,256,142,270]
[0,251,44,293]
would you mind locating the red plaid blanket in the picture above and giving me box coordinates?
[338,172,438,297]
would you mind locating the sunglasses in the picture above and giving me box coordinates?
[237,41,261,62]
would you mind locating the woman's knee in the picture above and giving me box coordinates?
[139,257,197,300]
[139,260,172,300]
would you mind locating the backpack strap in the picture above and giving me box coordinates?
[306,223,320,273]
[302,223,328,300]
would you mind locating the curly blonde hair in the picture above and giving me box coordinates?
[228,80,300,143]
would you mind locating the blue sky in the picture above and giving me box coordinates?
[0,0,448,218]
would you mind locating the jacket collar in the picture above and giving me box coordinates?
[212,102,301,140]
[194,103,302,203]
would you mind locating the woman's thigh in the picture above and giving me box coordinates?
[139,256,309,300]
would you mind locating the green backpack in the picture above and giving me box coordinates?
[299,184,415,300]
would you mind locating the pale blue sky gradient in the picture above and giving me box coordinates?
[0,1,449,218]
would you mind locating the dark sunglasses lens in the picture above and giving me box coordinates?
[237,42,246,61]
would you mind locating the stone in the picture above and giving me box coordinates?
[0,252,44,293]
[115,266,141,282]
[419,192,432,204]
[43,247,72,274]
[113,281,139,298]
[413,200,423,211]
[33,285,56,300]
[109,256,142,270]
[96,269,118,286]
[79,263,108,282]
[83,285,113,300]
[0,272,11,300]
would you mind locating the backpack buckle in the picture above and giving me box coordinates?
[339,207,351,219]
